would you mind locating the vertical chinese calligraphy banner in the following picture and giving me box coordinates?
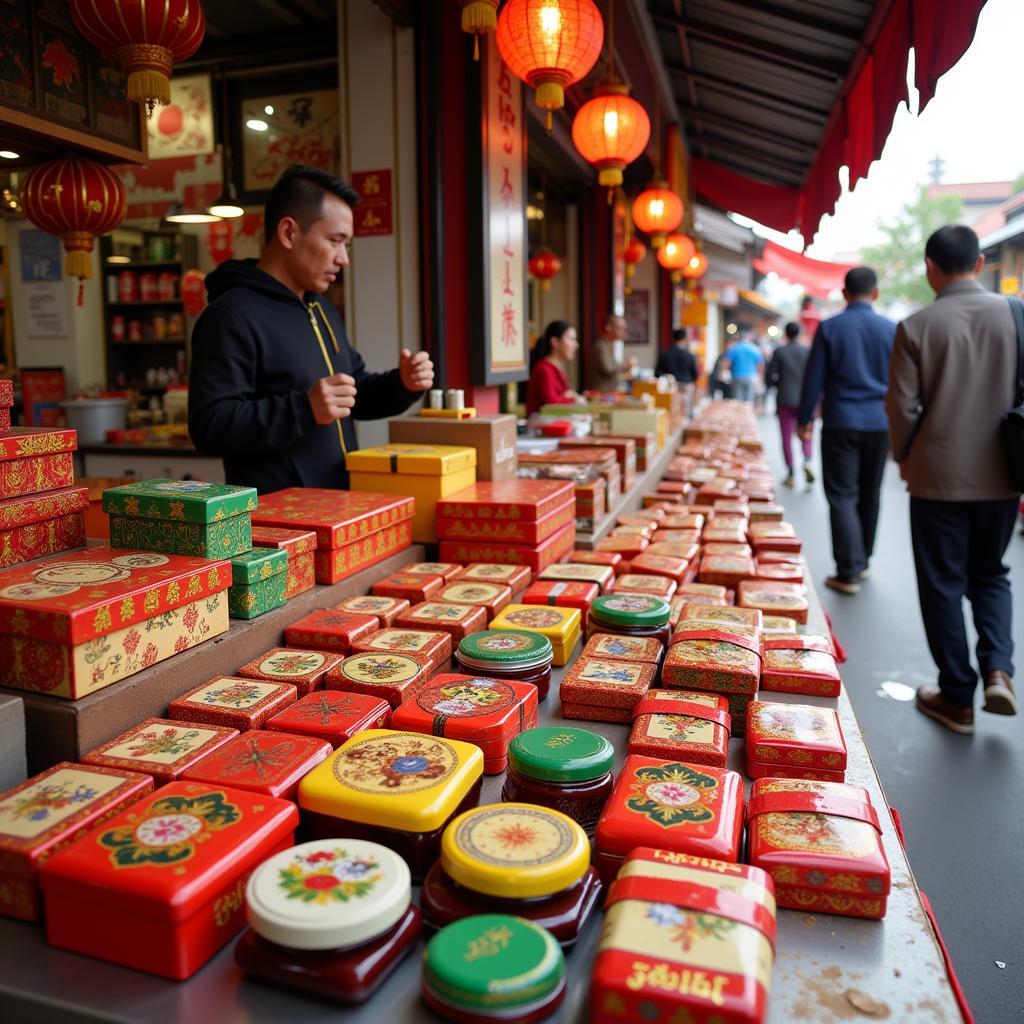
[351,170,394,237]
[467,33,528,385]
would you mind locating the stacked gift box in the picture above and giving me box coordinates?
[0,379,12,432]
[251,525,317,599]
[518,448,621,509]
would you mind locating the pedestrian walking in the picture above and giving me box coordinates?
[797,267,895,595]
[766,321,813,487]
[886,225,1020,734]
[709,341,733,400]
[725,329,763,403]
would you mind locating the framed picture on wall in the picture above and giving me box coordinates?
[624,289,649,345]
[146,73,215,160]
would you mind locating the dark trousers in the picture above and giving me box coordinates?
[820,429,890,580]
[910,496,1018,706]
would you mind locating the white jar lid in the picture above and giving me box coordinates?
[246,839,410,951]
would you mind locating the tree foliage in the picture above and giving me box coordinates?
[861,186,964,306]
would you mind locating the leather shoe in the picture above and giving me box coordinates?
[916,687,974,735]
[983,671,1017,716]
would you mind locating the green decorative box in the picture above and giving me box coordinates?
[230,547,288,585]
[109,514,253,559]
[102,479,258,523]
[229,573,288,620]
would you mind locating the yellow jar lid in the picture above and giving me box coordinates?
[298,729,484,833]
[489,604,581,644]
[345,444,477,476]
[441,803,590,899]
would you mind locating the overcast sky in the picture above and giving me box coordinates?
[735,0,1024,260]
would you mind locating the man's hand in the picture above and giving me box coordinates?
[400,348,434,392]
[797,423,813,442]
[308,373,357,425]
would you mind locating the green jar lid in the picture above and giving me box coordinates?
[590,593,670,628]
[508,726,614,783]
[457,630,553,669]
[423,915,564,1013]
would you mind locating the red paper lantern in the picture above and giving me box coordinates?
[529,248,563,291]
[657,233,696,272]
[181,269,207,316]
[497,0,604,129]
[70,0,205,113]
[572,82,651,189]
[623,236,646,294]
[20,154,126,302]
[682,251,709,279]
[460,0,499,60]
[632,184,683,249]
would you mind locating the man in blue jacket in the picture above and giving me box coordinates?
[798,267,896,595]
[189,165,433,492]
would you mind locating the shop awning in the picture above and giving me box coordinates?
[650,0,989,240]
[733,289,783,320]
[753,241,857,298]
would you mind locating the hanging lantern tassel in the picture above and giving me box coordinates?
[461,1,499,61]
[120,44,174,114]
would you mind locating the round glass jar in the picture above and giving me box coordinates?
[422,914,566,1024]
[455,630,554,701]
[586,593,672,649]
[501,727,614,835]
[420,803,601,946]
[234,839,421,1003]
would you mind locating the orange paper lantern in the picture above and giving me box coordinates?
[461,0,499,60]
[20,154,127,302]
[657,233,697,272]
[623,236,646,293]
[632,184,684,249]
[571,82,651,189]
[682,251,709,279]
[70,0,205,113]
[529,248,563,291]
[496,0,604,129]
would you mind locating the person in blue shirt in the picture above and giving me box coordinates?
[725,329,763,403]
[797,267,896,595]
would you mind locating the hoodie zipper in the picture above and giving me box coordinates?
[307,302,348,456]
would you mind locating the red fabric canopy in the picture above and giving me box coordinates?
[753,241,857,299]
[693,0,988,241]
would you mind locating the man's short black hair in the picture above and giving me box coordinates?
[925,225,980,275]
[264,165,360,240]
[672,327,687,342]
[784,321,800,339]
[844,266,878,298]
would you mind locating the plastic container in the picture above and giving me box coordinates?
[60,398,128,445]
[455,630,554,701]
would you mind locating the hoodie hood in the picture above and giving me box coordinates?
[205,258,309,307]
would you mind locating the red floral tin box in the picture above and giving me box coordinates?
[593,755,745,883]
[745,700,847,781]
[451,562,533,596]
[333,594,411,627]
[436,498,575,544]
[628,690,731,768]
[265,690,392,746]
[662,627,762,695]
[540,561,615,592]
[0,486,89,569]
[394,600,488,642]
[179,731,332,799]
[698,555,756,588]
[753,561,805,585]
[629,552,691,584]
[746,778,890,919]
[611,572,677,601]
[235,646,342,696]
[678,603,763,632]
[312,520,414,584]
[439,521,576,572]
[436,581,514,618]
[166,677,298,731]
[325,651,435,708]
[349,627,453,673]
[595,536,649,559]
[0,762,153,921]
[391,673,538,774]
[40,781,298,978]
[250,525,317,599]
[283,610,380,654]
[560,658,656,724]
[401,561,463,581]
[0,429,77,500]
[521,579,599,614]
[372,571,445,604]
[437,479,575,523]
[737,580,809,624]
[580,633,663,666]
[761,636,841,697]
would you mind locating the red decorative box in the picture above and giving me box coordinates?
[676,581,730,603]
[391,673,538,774]
[610,524,654,541]
[662,626,762,695]
[400,561,463,581]
[746,700,847,781]
[714,499,749,515]
[436,580,513,618]
[521,579,599,614]
[436,499,575,544]
[746,778,890,919]
[40,781,298,978]
[437,479,575,521]
[562,550,622,573]
[0,379,11,407]
[334,594,411,627]
[0,429,78,500]
[617,512,662,529]
[748,522,801,554]
[0,546,230,699]
[372,571,444,604]
[451,562,532,595]
[595,535,649,559]
[645,541,700,563]
[312,520,414,584]
[83,718,238,784]
[703,542,754,558]
[580,632,663,666]
[628,690,731,768]
[629,552,691,584]
[0,762,153,922]
[737,580,809,624]
[0,486,89,566]
[762,615,798,636]
[179,731,332,799]
[394,601,487,642]
[439,521,575,572]
[266,690,391,746]
[592,847,775,1024]
[611,572,677,601]
[559,436,637,486]
[560,657,656,724]
[283,610,380,654]
[702,526,748,545]
[754,561,805,584]
[661,512,705,530]
[251,525,317,599]
[540,561,615,592]
[698,554,756,588]
[761,635,841,697]
[350,627,453,673]
[593,755,745,882]
[166,677,298,731]
[656,480,690,498]
[574,477,606,522]
[326,651,434,708]
[651,528,701,546]
[749,502,786,522]
[678,602,763,632]
[235,647,342,696]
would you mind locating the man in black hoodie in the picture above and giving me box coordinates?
[189,165,433,492]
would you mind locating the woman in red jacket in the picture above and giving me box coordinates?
[526,320,580,414]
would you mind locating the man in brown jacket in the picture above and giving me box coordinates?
[590,314,636,392]
[886,225,1020,734]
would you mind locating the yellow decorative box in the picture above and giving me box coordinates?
[487,603,581,666]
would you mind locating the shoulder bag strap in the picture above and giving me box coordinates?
[1007,297,1024,407]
